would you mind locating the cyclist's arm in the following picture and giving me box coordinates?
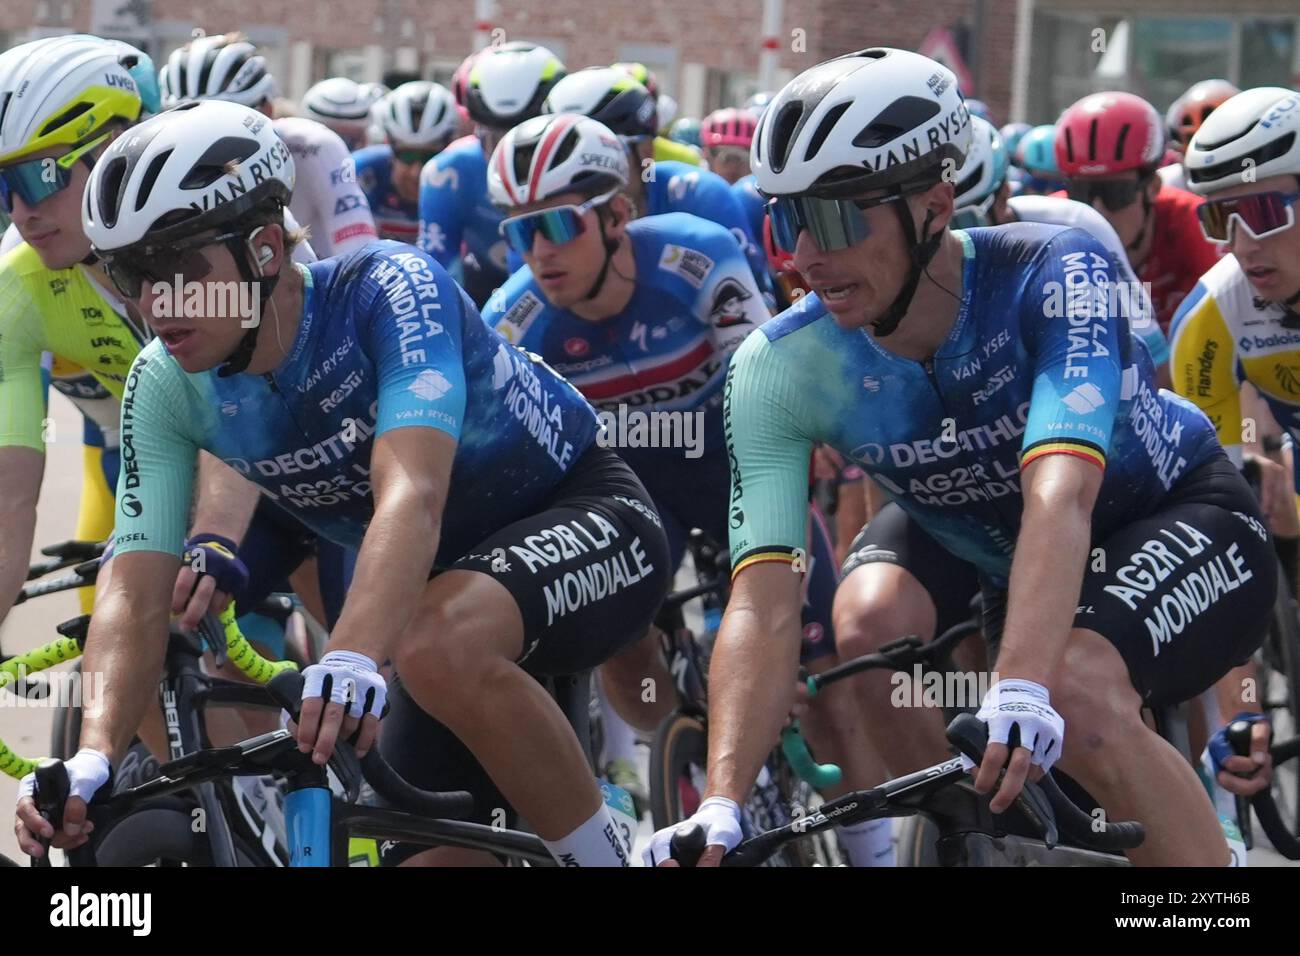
[417,155,465,269]
[707,332,815,804]
[189,453,260,543]
[1167,282,1243,465]
[80,348,197,761]
[0,448,43,624]
[0,273,50,623]
[999,238,1123,683]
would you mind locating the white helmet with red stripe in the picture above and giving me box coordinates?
[487,112,628,207]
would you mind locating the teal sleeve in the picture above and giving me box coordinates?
[724,329,816,578]
[111,344,198,558]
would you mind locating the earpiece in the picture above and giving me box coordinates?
[257,245,274,266]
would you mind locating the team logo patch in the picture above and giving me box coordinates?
[708,277,753,328]
[496,290,545,342]
[659,244,713,288]
[564,337,590,357]
[410,368,454,401]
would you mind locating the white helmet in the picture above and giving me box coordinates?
[0,34,143,165]
[301,77,385,131]
[488,113,628,207]
[159,33,275,109]
[953,116,1010,211]
[543,67,659,139]
[379,81,459,149]
[752,47,971,197]
[83,99,294,251]
[1185,87,1300,195]
[464,41,566,130]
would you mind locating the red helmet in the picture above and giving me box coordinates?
[451,48,487,108]
[1055,91,1164,178]
[1165,79,1240,150]
[701,107,757,149]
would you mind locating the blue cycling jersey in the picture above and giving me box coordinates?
[725,223,1222,583]
[486,213,771,459]
[416,135,509,285]
[354,145,420,245]
[112,243,599,566]
[642,162,772,305]
[732,174,766,251]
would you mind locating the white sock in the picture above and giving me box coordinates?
[836,818,895,867]
[542,803,630,867]
[595,669,642,769]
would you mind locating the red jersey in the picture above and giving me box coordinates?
[1138,185,1223,334]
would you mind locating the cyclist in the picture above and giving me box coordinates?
[485,112,845,811]
[354,81,459,244]
[1055,91,1222,335]
[667,117,702,151]
[13,98,669,867]
[645,48,1275,868]
[610,61,694,161]
[419,40,567,308]
[954,116,1169,373]
[1160,79,1240,192]
[700,109,756,187]
[542,69,772,305]
[160,31,378,258]
[1014,124,1063,195]
[301,76,388,151]
[1170,86,1300,795]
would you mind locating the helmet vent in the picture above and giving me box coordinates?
[768,100,803,174]
[805,101,849,161]
[136,149,173,210]
[1113,122,1130,162]
[852,96,940,149]
[38,101,92,138]
[96,154,129,228]
[1189,132,1295,184]
[181,136,259,189]
[551,127,580,166]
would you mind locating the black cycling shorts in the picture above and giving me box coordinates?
[377,446,671,862]
[840,500,981,641]
[981,454,1275,709]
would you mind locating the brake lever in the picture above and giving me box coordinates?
[945,714,1060,848]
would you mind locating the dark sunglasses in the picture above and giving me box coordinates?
[1197,190,1300,244]
[1064,175,1148,213]
[394,146,442,166]
[499,189,618,254]
[0,133,108,213]
[100,230,244,300]
[767,189,919,254]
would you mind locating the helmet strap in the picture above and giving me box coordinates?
[871,202,941,338]
[582,210,619,302]
[217,228,283,378]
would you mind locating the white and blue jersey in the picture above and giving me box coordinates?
[354,145,420,245]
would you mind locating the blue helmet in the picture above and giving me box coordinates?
[965,98,992,123]
[668,116,701,147]
[1017,124,1059,175]
[999,122,1032,158]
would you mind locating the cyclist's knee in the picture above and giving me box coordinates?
[1052,628,1145,769]
[832,565,935,659]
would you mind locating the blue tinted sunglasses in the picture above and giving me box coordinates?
[499,189,618,254]
[0,133,108,213]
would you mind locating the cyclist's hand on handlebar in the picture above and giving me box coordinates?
[969,679,1064,813]
[1210,713,1273,796]
[296,650,386,763]
[644,796,742,867]
[1243,452,1288,531]
[173,534,249,631]
[13,749,109,858]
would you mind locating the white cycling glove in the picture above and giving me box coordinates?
[302,650,387,720]
[643,795,743,866]
[17,748,111,805]
[967,678,1065,773]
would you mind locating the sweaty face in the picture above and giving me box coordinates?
[790,196,915,331]
[134,237,260,374]
[1213,174,1300,304]
[5,151,95,269]
[515,192,614,309]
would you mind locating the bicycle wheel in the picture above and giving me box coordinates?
[649,711,707,832]
[91,797,264,867]
[1262,578,1300,835]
